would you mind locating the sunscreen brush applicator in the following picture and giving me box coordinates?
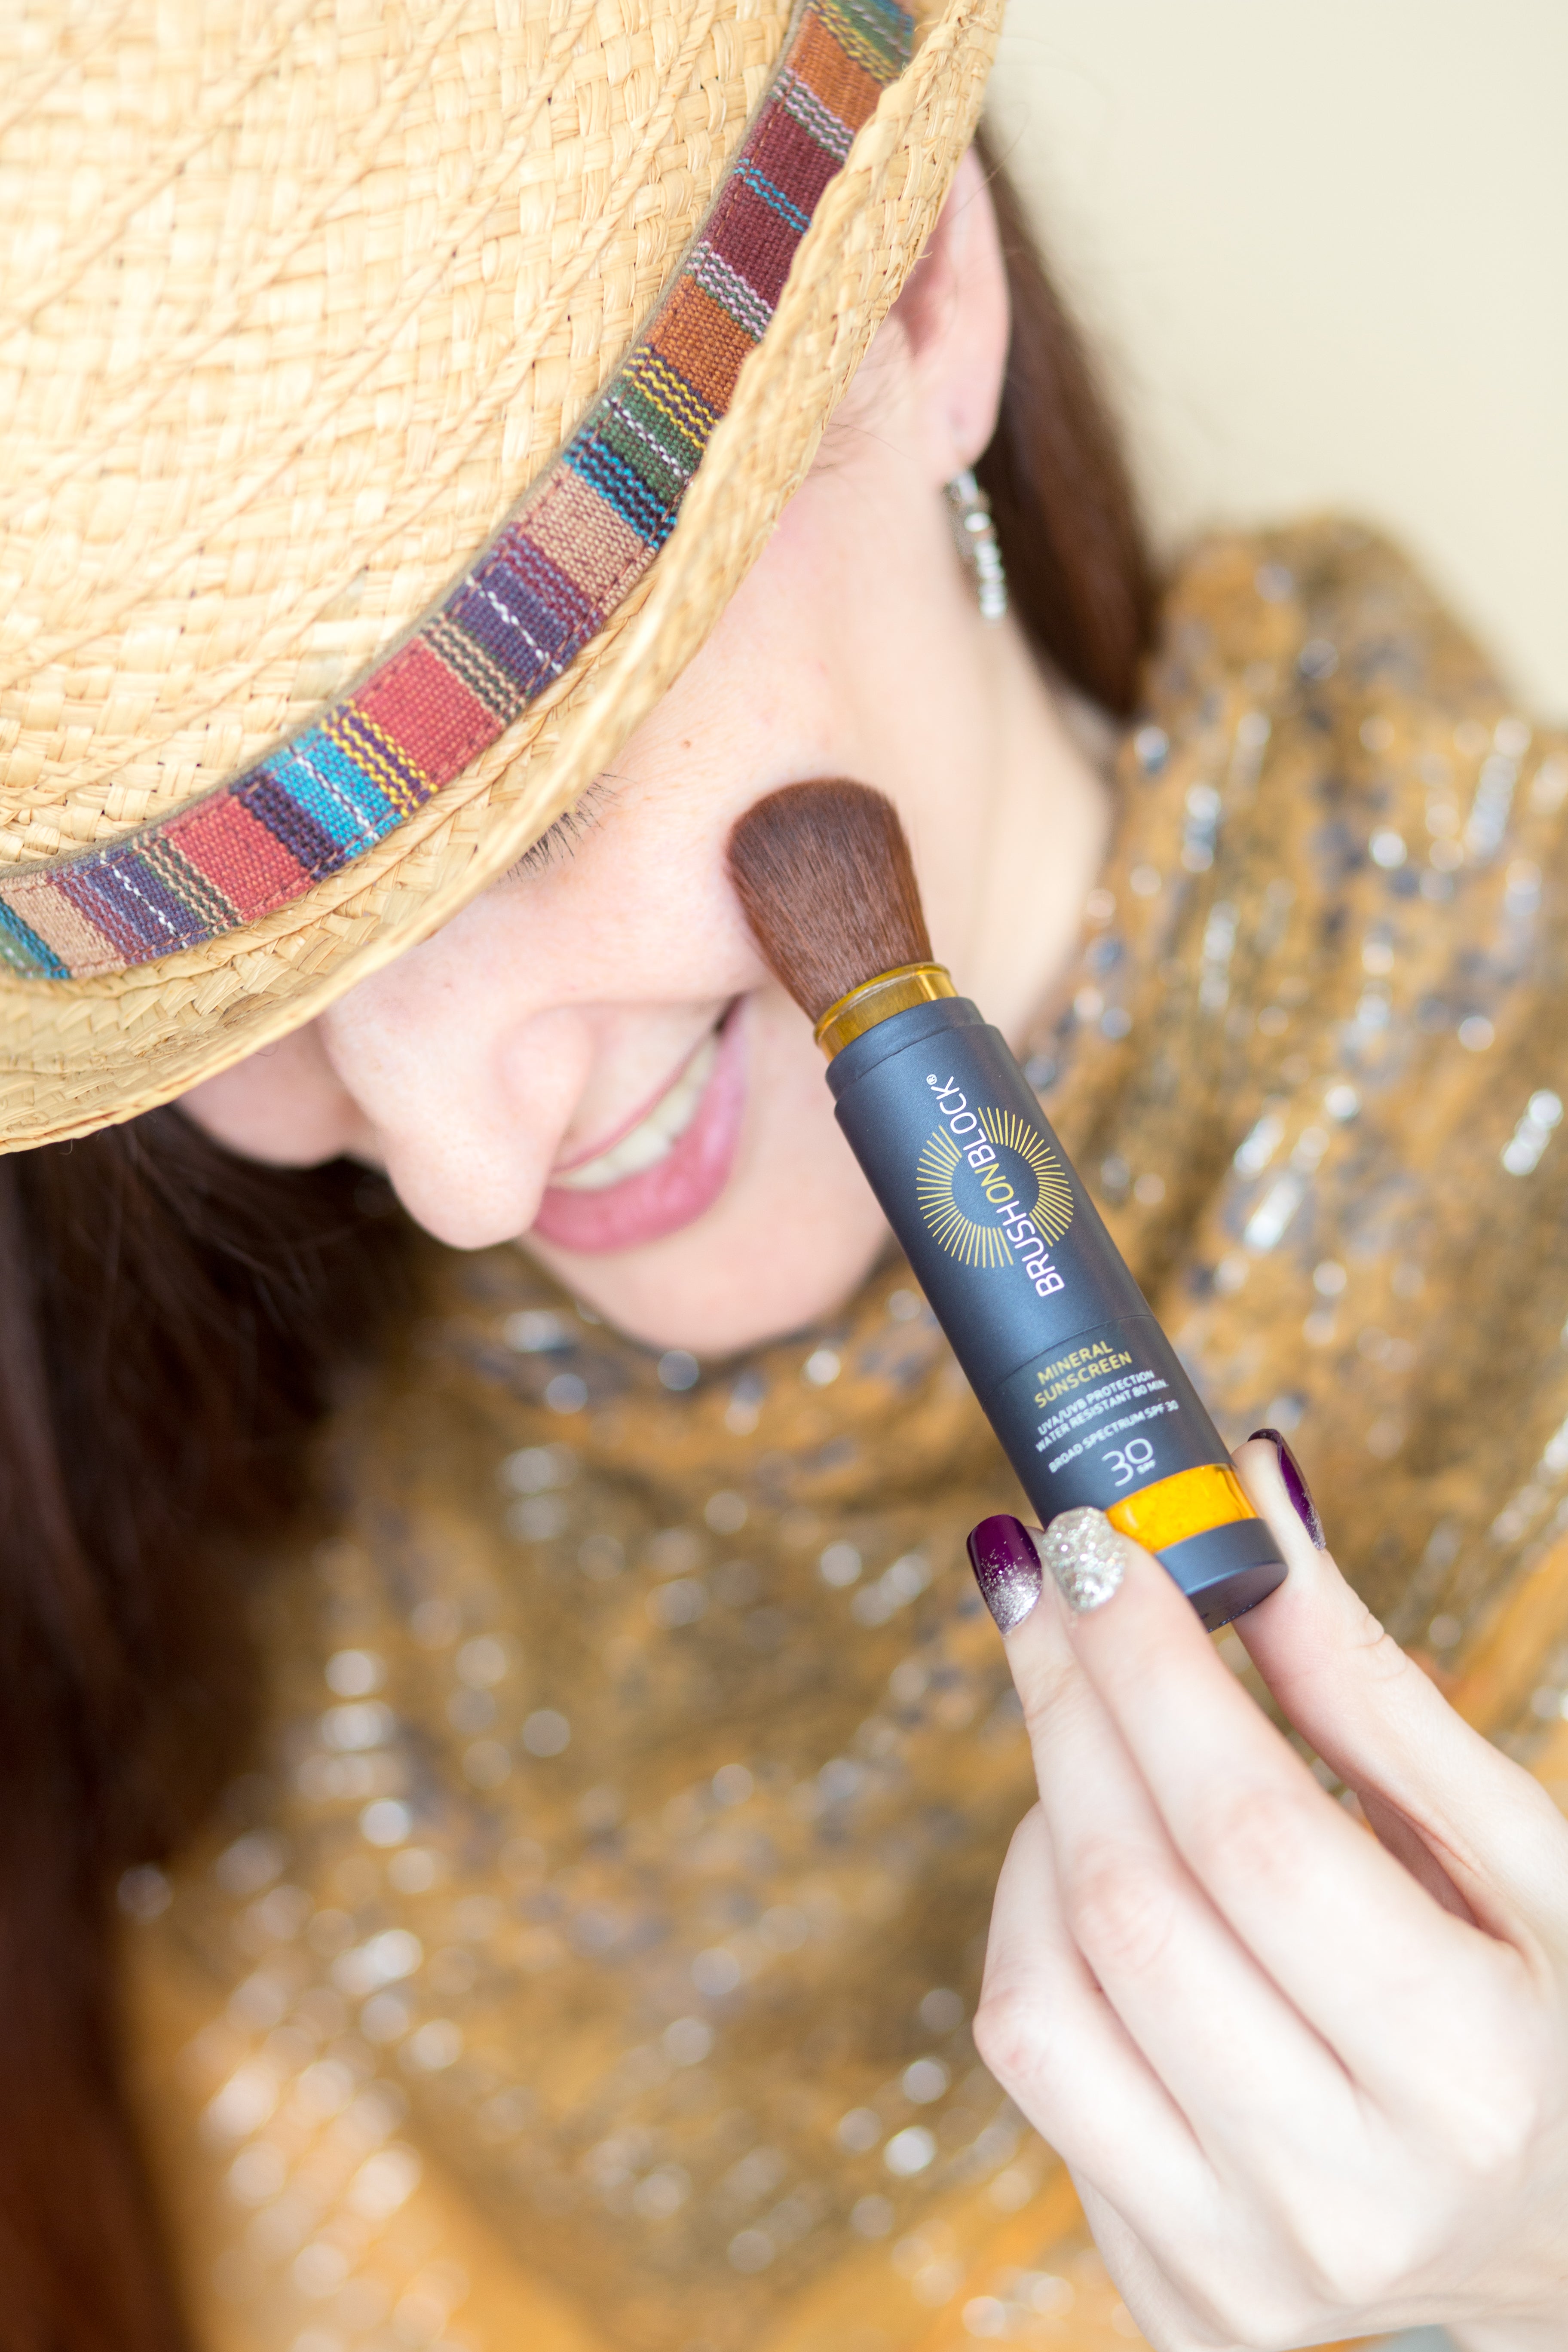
[728,779,1286,1629]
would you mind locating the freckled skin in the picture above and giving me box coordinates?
[180,155,1109,1357]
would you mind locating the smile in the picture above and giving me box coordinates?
[548,1030,720,1192]
[529,1006,747,1255]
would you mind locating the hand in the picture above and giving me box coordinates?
[965,1438,1568,2350]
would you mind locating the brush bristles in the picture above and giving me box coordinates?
[726,780,934,1024]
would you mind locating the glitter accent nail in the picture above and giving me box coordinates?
[1248,1427,1326,1549]
[1038,1507,1131,1613]
[965,1514,1042,1633]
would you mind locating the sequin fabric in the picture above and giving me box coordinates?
[127,523,1568,2352]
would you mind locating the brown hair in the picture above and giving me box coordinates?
[975,127,1156,716]
[0,145,1152,2351]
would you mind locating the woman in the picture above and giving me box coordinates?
[3,2,1567,2347]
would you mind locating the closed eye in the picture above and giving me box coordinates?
[506,776,615,878]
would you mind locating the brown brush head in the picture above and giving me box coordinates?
[726,779,934,1023]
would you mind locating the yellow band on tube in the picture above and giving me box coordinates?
[814,963,956,1057]
[1104,1462,1256,1554]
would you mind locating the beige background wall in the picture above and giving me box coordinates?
[986,2,1568,718]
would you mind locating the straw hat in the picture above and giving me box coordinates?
[0,0,998,1150]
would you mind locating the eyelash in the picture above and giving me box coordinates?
[507,777,615,878]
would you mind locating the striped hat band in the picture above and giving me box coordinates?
[0,0,912,987]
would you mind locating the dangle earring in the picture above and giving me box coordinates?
[944,468,1008,623]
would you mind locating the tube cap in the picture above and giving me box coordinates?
[1158,1516,1286,1630]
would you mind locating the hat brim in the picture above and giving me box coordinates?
[0,0,997,1151]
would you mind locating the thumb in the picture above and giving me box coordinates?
[1232,1434,1567,1931]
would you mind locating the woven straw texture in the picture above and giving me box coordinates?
[0,0,999,1147]
[0,0,918,982]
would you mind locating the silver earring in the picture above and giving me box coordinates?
[944,468,1008,623]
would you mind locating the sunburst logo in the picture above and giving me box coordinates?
[918,1128,1013,1266]
[916,1105,1075,1266]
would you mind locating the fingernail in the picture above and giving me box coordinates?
[1038,1507,1131,1614]
[1248,1428,1326,1549]
[967,1514,1043,1633]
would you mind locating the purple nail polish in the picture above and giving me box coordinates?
[967,1513,1043,1633]
[1249,1428,1325,1550]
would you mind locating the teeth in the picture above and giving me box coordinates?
[551,1032,719,1192]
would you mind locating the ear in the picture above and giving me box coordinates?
[892,144,1011,487]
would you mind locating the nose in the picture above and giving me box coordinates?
[321,971,597,1251]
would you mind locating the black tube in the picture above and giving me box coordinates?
[827,997,1285,1627]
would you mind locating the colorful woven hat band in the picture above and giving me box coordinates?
[0,0,912,989]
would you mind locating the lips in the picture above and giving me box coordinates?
[529,1006,747,1255]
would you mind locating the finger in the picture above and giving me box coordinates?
[978,1803,1213,2217]
[1357,1786,1479,1923]
[1075,2177,1328,2352]
[1044,1510,1516,2116]
[1073,2178,1223,2352]
[1232,1434,1568,1936]
[996,1555,1361,2170]
[984,1820,1286,2352]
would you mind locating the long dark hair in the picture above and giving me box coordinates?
[0,139,1152,2352]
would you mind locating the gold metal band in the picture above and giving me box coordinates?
[814,962,956,1058]
[1104,1462,1256,1555]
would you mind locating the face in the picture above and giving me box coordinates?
[181,155,1109,1356]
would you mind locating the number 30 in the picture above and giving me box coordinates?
[1105,1436,1156,1487]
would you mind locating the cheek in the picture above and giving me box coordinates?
[178,1023,365,1166]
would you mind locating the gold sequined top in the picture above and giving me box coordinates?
[127,524,1568,2352]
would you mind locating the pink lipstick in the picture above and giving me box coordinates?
[529,1006,746,1255]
